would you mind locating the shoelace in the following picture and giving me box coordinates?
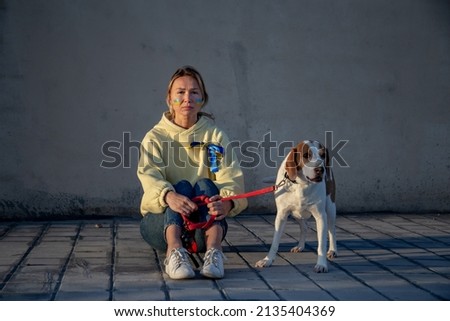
[167,249,189,269]
[204,249,224,267]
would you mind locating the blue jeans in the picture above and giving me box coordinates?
[140,178,228,252]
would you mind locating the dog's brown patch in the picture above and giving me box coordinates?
[285,147,298,181]
[324,148,336,202]
[285,142,308,181]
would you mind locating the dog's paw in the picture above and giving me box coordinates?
[314,264,329,273]
[327,250,337,260]
[255,257,273,268]
[290,246,305,253]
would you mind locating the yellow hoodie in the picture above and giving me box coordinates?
[137,112,248,216]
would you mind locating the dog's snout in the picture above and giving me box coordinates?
[315,167,324,175]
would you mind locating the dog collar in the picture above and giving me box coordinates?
[284,172,298,184]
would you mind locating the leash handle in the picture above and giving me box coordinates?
[182,213,216,231]
[191,195,211,206]
[185,181,285,231]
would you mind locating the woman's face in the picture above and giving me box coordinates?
[169,76,203,120]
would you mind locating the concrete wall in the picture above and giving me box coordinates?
[1,0,449,220]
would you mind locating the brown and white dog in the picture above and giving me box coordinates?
[255,140,337,273]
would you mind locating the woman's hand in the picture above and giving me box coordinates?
[207,195,233,221]
[165,191,198,216]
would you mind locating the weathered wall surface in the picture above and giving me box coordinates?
[1,0,449,219]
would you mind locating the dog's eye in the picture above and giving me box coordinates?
[303,153,309,159]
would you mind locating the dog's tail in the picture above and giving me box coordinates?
[262,176,277,184]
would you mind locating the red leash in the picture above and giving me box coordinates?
[183,180,287,232]
[180,179,288,254]
[191,185,277,207]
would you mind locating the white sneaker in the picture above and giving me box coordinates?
[164,248,195,279]
[200,248,225,279]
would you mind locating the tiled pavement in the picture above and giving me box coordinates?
[0,213,449,301]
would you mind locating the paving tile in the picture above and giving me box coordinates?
[223,288,280,300]
[0,214,449,301]
[113,289,167,301]
[164,278,216,290]
[55,290,110,301]
[168,288,224,300]
[400,273,450,299]
[0,292,52,300]
[352,273,438,300]
[114,276,164,291]
[277,289,336,301]
[217,278,271,290]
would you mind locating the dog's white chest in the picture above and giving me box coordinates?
[299,184,326,209]
[276,181,326,216]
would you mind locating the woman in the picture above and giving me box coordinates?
[137,66,247,280]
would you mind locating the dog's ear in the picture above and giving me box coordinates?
[325,147,334,177]
[324,147,336,202]
[325,147,330,169]
[285,147,299,181]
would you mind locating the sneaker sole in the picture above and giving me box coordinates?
[200,270,224,279]
[165,267,195,280]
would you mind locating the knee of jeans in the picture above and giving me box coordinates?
[196,178,213,187]
[195,178,218,195]
[174,180,194,197]
[140,216,166,251]
[175,180,192,190]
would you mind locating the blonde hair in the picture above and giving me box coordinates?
[166,65,214,120]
